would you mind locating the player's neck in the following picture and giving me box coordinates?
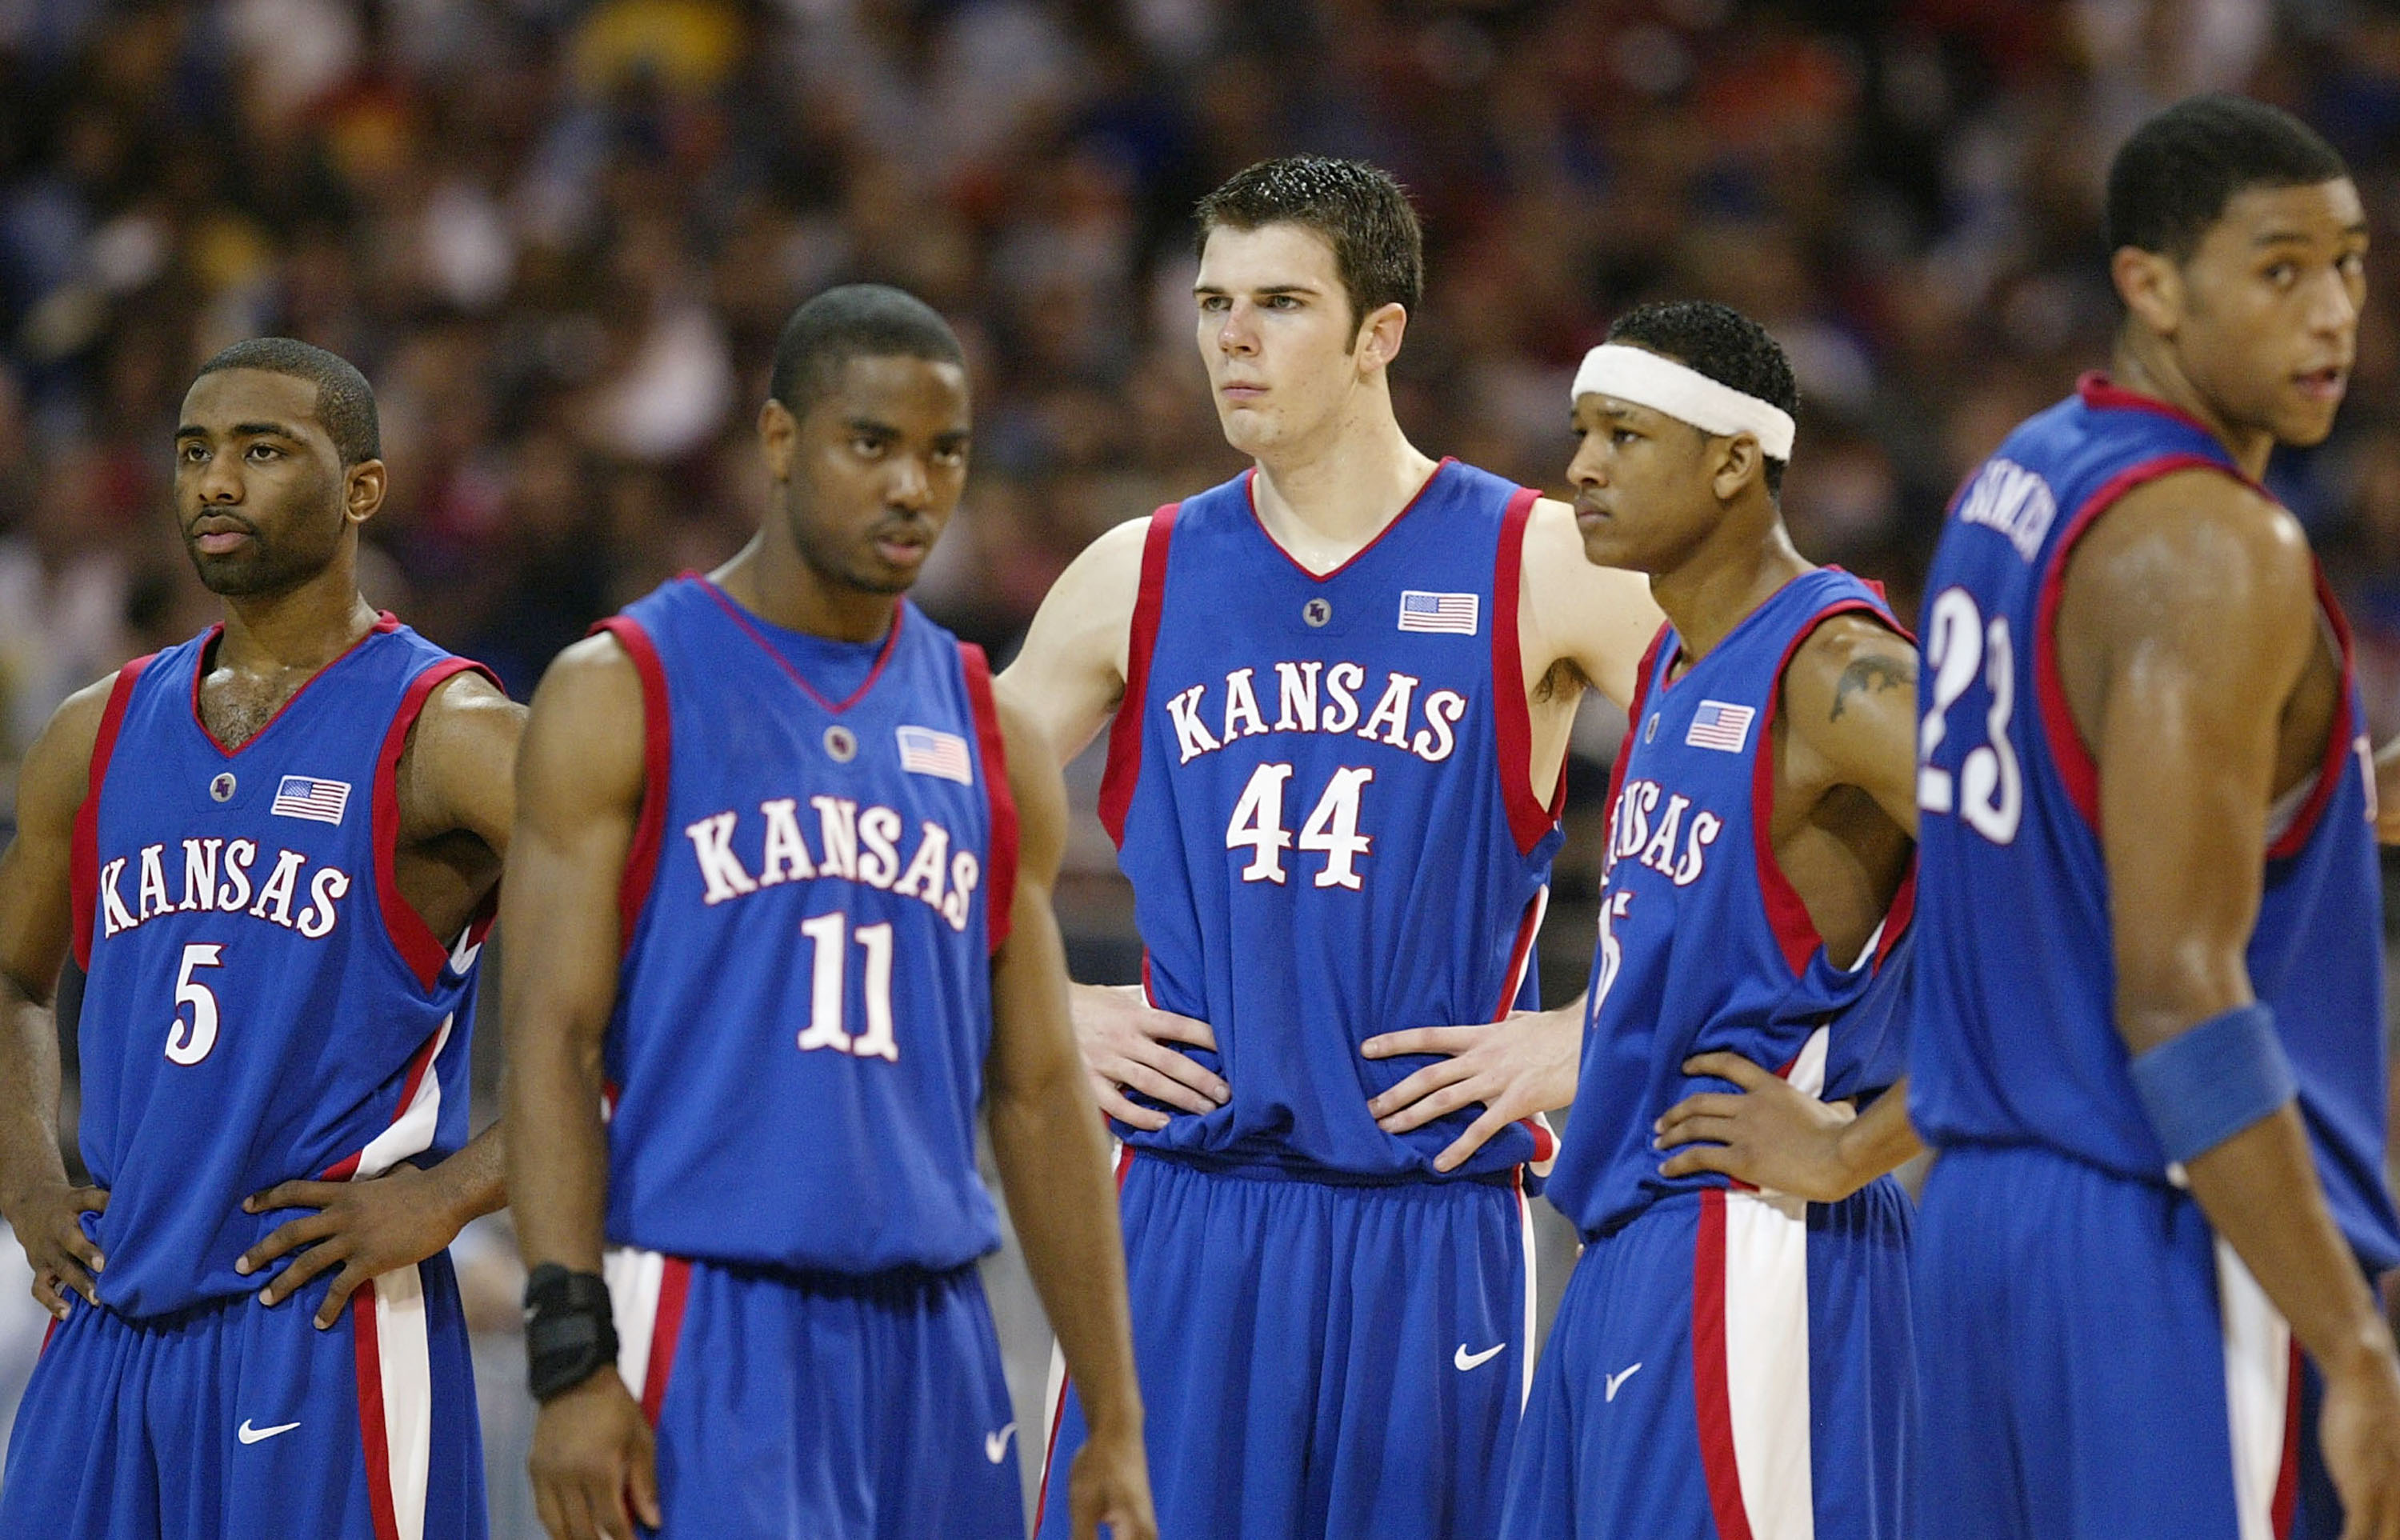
[713,531,896,646]
[1249,408,1439,566]
[1653,514,1810,670]
[214,566,380,678]
[2110,336,2276,482]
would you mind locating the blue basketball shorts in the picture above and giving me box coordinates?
[603,1248,1020,1539]
[0,1251,484,1540]
[1502,1178,1915,1540]
[1035,1150,1534,1540]
[1911,1144,2345,1540]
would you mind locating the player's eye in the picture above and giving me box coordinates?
[2263,262,2297,287]
[931,445,966,466]
[1266,295,1298,310]
[1614,428,1642,446]
[851,437,887,458]
[1198,295,1229,313]
[246,444,281,462]
[180,444,208,463]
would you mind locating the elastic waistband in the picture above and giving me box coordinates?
[1129,1146,1520,1191]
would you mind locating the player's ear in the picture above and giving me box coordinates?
[1354,301,1408,373]
[343,458,386,527]
[758,397,798,482]
[2113,246,2183,338]
[1710,434,1763,503]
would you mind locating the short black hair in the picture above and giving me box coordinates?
[2107,94,2349,260]
[192,338,379,465]
[1194,156,1423,334]
[1605,300,1798,494]
[768,284,966,418]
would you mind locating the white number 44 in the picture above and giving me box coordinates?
[1226,763,1375,889]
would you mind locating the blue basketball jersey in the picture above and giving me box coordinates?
[600,577,1014,1274]
[70,618,489,1318]
[1546,567,1915,1240]
[1100,460,1562,1180]
[1908,374,2400,1270]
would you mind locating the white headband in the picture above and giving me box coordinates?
[1571,344,1795,461]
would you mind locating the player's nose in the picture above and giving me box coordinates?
[884,454,932,508]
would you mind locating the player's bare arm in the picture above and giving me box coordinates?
[2375,738,2400,845]
[238,670,526,1327]
[501,635,661,1540]
[2068,469,2400,1537]
[1358,499,1663,1172]
[0,678,117,1318]
[982,690,1156,1540]
[1655,614,1926,1200]
[995,518,1225,1131]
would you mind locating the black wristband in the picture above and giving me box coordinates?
[523,1263,618,1402]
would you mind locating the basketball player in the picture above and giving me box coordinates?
[500,286,1153,1540]
[0,338,519,1537]
[1374,302,1907,1538]
[1907,95,2400,1538]
[999,157,1662,1540]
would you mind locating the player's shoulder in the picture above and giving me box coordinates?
[1783,609,1917,719]
[14,668,134,830]
[406,666,524,755]
[2078,466,2311,610]
[530,627,648,718]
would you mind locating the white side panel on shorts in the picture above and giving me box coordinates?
[1723,1187,1815,1540]
[1517,1181,1538,1409]
[605,1246,667,1403]
[2218,1239,2292,1540]
[375,1262,433,1540]
[354,1015,452,1180]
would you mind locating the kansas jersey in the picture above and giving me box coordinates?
[1908,373,2400,1270]
[1547,567,1915,1239]
[1099,459,1560,1179]
[600,577,1015,1274]
[70,617,488,1318]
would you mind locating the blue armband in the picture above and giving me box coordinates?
[2127,1003,2296,1166]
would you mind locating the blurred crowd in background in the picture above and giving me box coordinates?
[5,0,2400,1527]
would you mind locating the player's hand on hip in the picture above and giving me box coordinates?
[1073,981,1226,1131]
[238,1162,469,1329]
[2,1179,107,1318]
[1654,1052,1860,1202]
[1068,1422,1158,1540]
[1362,1007,1582,1172]
[530,1371,662,1540]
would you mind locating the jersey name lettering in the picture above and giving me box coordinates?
[98,838,352,942]
[1604,778,1724,887]
[1160,659,1470,767]
[684,798,980,932]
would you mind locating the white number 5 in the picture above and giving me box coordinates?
[166,942,224,1066]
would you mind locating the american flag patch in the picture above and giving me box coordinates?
[1397,590,1478,635]
[896,726,974,785]
[270,774,350,825]
[1685,702,1755,754]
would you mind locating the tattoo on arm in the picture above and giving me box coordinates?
[1830,654,1914,722]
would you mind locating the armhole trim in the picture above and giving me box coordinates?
[594,617,671,954]
[70,656,154,970]
[1097,506,1178,847]
[961,642,1018,956]
[374,658,503,990]
[1491,486,1558,855]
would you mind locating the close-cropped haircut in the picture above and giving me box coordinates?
[1194,156,1424,334]
[193,337,380,466]
[2106,94,2349,260]
[768,285,966,419]
[1606,300,1799,494]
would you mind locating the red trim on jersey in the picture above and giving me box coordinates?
[593,618,672,953]
[2265,571,2357,862]
[1875,865,1917,968]
[354,1279,402,1540]
[1751,598,1890,975]
[641,1258,694,1427]
[2031,454,2248,826]
[1693,1188,1755,1540]
[190,614,400,757]
[1491,486,1562,855]
[1243,458,1454,582]
[695,577,903,714]
[1599,628,1670,869]
[373,658,501,991]
[1098,506,1178,847]
[1037,1146,1137,1518]
[71,657,152,970]
[2273,1338,2302,1538]
[2076,371,2234,440]
[318,1021,447,1182]
[1492,888,1556,1162]
[961,642,1018,955]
